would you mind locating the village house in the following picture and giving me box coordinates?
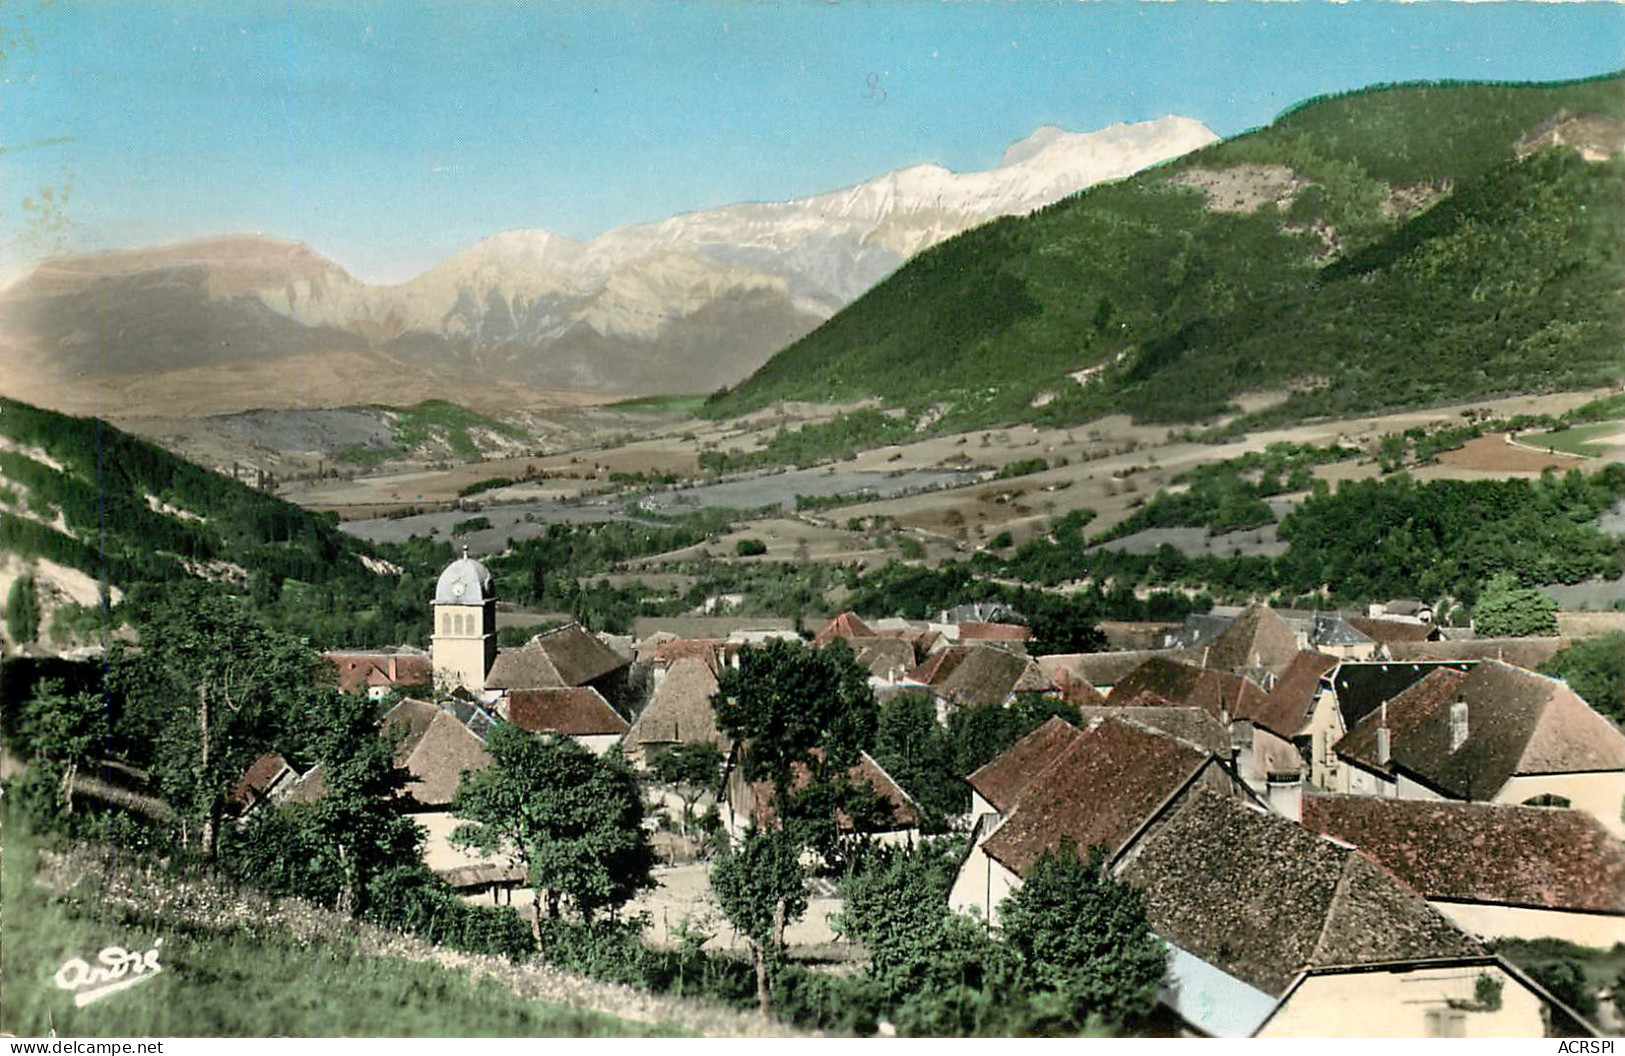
[1385,636,1572,669]
[226,752,300,818]
[949,715,1253,926]
[1348,616,1444,652]
[907,644,1050,717]
[1332,660,1625,837]
[950,621,1032,652]
[499,686,629,754]
[324,647,433,700]
[1230,650,1339,795]
[721,748,922,849]
[810,610,874,648]
[1301,794,1625,945]
[1302,612,1380,659]
[1255,956,1598,1039]
[622,654,730,767]
[1306,659,1477,788]
[1035,649,1179,694]
[285,698,519,902]
[485,621,632,706]
[1116,790,1592,1038]
[1109,656,1269,725]
[1190,602,1302,681]
[1368,598,1436,624]
[848,636,920,691]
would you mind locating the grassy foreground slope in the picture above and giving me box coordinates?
[0,806,671,1037]
[708,75,1625,430]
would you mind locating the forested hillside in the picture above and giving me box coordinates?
[0,396,440,646]
[708,75,1625,432]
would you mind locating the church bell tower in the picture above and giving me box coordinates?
[431,547,497,693]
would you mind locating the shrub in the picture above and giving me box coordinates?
[362,864,536,960]
[736,538,768,557]
[452,516,493,535]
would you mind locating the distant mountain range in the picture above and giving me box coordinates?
[710,77,1625,433]
[0,117,1217,415]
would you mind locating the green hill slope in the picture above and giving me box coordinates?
[0,396,439,647]
[707,76,1625,431]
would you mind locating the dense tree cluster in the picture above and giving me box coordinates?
[1541,632,1625,724]
[0,396,441,648]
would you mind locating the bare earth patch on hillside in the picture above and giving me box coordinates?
[1434,433,1585,474]
[1169,164,1308,214]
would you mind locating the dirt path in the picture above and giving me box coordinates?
[35,846,817,1038]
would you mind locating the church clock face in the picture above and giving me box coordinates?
[452,581,466,599]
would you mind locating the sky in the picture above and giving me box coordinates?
[2,0,1622,284]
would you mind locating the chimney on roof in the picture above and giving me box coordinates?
[1376,726,1391,766]
[1267,772,1303,822]
[1449,699,1469,752]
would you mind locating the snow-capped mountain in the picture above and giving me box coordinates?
[2,116,1217,404]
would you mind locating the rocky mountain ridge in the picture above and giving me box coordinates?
[0,117,1217,408]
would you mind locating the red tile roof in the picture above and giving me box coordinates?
[228,753,294,809]
[1122,791,1480,996]
[1387,638,1572,668]
[1202,603,1301,674]
[1348,617,1438,644]
[487,623,626,690]
[958,622,1032,642]
[980,717,1213,874]
[932,647,1040,708]
[1048,666,1109,707]
[1240,651,1339,738]
[1304,794,1625,914]
[750,750,920,831]
[966,716,1083,812]
[506,687,630,737]
[382,699,493,807]
[812,611,874,648]
[1076,704,1232,756]
[325,651,432,694]
[1337,661,1625,797]
[1110,657,1262,723]
[652,638,725,669]
[909,646,971,686]
[625,657,726,751]
[1335,667,1468,777]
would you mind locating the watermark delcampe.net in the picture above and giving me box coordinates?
[53,939,165,1008]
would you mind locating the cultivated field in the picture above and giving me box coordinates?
[117,385,1621,570]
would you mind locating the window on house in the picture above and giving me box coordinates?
[1425,1009,1466,1038]
[441,613,451,635]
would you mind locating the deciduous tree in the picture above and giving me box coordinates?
[1541,631,1625,723]
[1472,573,1559,638]
[648,741,724,837]
[293,689,423,914]
[111,585,322,857]
[452,725,655,939]
[711,637,876,812]
[710,827,808,1015]
[997,841,1167,1031]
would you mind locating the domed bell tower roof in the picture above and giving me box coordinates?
[434,546,493,605]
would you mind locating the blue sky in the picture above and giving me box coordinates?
[3,1,1622,283]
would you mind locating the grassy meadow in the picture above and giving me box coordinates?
[0,805,676,1038]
